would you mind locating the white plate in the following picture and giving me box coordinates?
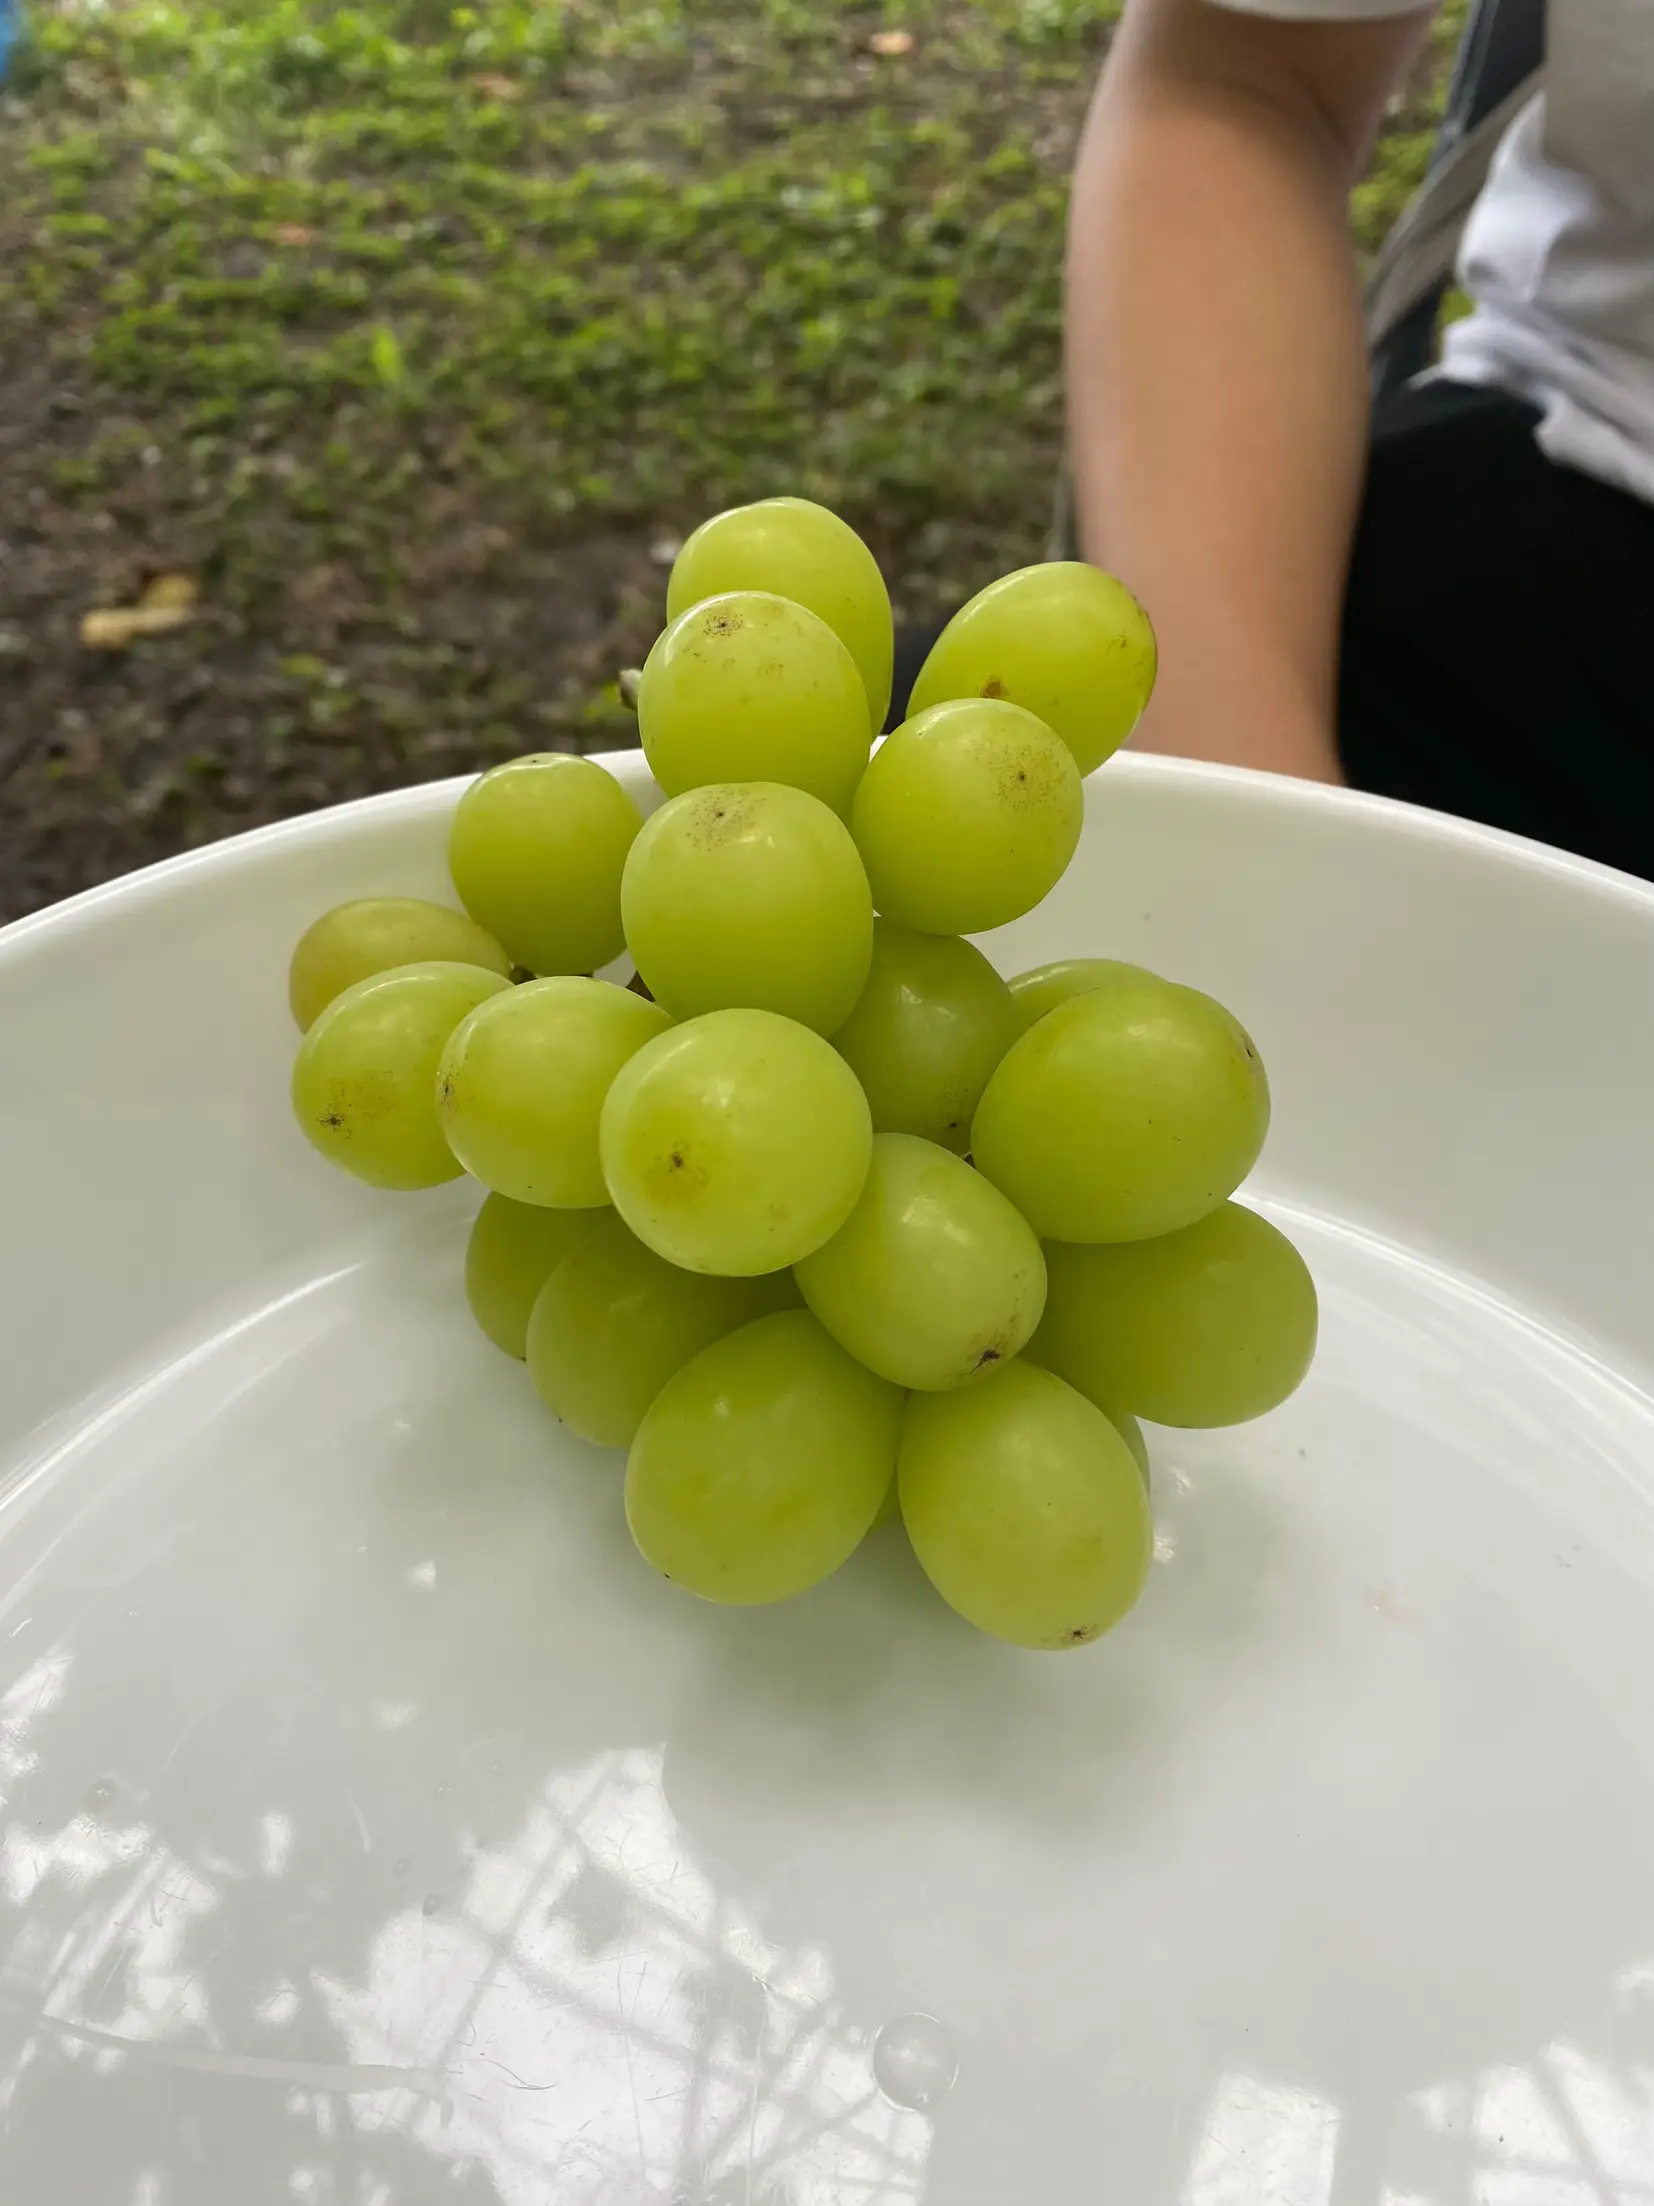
[3,754,1654,2206]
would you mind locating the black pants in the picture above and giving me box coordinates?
[891,381,1654,881]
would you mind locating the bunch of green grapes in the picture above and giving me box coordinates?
[283,497,1316,1653]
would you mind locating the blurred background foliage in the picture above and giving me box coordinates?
[0,0,1462,916]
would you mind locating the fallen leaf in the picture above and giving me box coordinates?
[273,222,317,247]
[866,29,915,55]
[81,603,192,651]
[469,72,524,99]
[138,570,199,614]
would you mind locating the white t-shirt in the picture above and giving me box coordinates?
[1212,0,1654,506]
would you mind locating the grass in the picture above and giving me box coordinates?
[0,0,1461,916]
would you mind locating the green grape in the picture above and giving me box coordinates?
[600,1008,872,1275]
[622,782,873,1036]
[667,497,894,730]
[288,898,509,1032]
[831,920,1017,1153]
[1029,1204,1317,1427]
[1008,956,1156,1039]
[795,1133,1045,1391]
[626,1309,902,1604]
[465,1194,601,1359]
[292,961,510,1189]
[639,593,873,817]
[1111,1409,1151,1487]
[972,973,1269,1241]
[448,753,643,977]
[851,699,1082,936]
[525,1210,798,1447]
[898,1361,1152,1648]
[436,976,670,1207]
[908,562,1157,776]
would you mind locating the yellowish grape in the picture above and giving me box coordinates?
[622,782,873,1035]
[899,1361,1152,1648]
[447,753,642,976]
[831,920,1017,1152]
[666,497,893,729]
[851,699,1082,935]
[291,961,510,1189]
[626,1309,902,1604]
[288,898,509,1031]
[1030,1204,1318,1426]
[525,1211,797,1447]
[600,1009,872,1275]
[639,593,872,816]
[795,1133,1045,1390]
[465,1194,601,1359]
[436,976,670,1206]
[972,973,1269,1241]
[1008,956,1155,1038]
[909,562,1157,775]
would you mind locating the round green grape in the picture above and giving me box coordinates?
[292,961,510,1189]
[899,1361,1152,1648]
[639,593,873,816]
[831,920,1017,1152]
[436,976,670,1206]
[289,898,509,1031]
[667,497,893,730]
[626,1309,902,1604]
[622,781,873,1035]
[909,562,1157,776]
[448,753,643,976]
[851,699,1082,936]
[465,1194,601,1359]
[972,974,1269,1241]
[795,1133,1045,1391]
[1030,1204,1317,1427]
[526,1211,798,1447]
[600,1008,872,1275]
[1008,956,1156,1038]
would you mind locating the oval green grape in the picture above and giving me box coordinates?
[436,976,670,1207]
[291,961,511,1189]
[448,753,643,976]
[851,698,1082,935]
[639,592,873,816]
[1007,956,1156,1039]
[626,1308,902,1604]
[831,920,1017,1152]
[1030,1204,1318,1427]
[899,1361,1152,1648]
[288,898,509,1031]
[972,973,1270,1241]
[622,782,873,1035]
[600,1008,873,1275]
[526,1211,797,1447]
[667,497,893,730]
[795,1133,1046,1391]
[465,1194,602,1359]
[909,562,1157,776]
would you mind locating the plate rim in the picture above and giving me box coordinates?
[6,749,1653,973]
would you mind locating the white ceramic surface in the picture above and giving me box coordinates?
[2,753,1653,2206]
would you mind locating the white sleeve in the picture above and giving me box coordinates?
[1206,0,1434,18]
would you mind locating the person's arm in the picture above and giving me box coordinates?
[1065,0,1434,781]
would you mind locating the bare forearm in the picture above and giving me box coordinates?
[1065,0,1429,780]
